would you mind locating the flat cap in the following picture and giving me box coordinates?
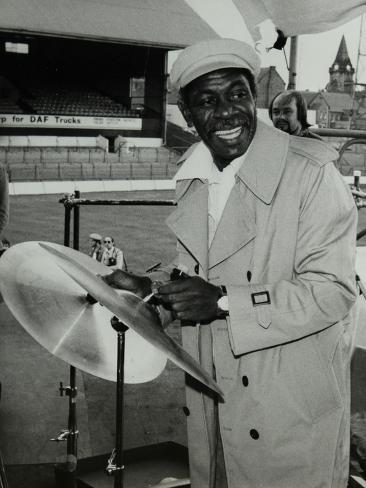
[89,233,102,241]
[170,38,261,89]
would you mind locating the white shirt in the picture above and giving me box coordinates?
[174,141,248,245]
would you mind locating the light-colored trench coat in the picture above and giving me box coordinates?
[165,121,358,488]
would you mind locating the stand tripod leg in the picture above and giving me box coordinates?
[0,449,8,488]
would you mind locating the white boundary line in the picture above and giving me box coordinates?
[9,179,176,195]
[9,176,361,196]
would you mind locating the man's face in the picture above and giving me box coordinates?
[104,238,113,250]
[271,95,302,134]
[180,69,257,169]
[89,238,99,248]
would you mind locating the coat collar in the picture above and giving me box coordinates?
[235,119,289,204]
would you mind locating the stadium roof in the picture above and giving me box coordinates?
[0,0,218,49]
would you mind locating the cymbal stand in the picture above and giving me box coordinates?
[52,191,80,488]
[55,189,176,487]
[106,316,129,488]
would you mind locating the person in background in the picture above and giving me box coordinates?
[88,233,103,261]
[0,238,10,258]
[269,89,322,139]
[103,38,357,488]
[101,236,127,270]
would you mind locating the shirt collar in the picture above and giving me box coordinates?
[174,120,291,205]
[174,140,248,183]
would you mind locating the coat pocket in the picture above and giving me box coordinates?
[289,333,343,423]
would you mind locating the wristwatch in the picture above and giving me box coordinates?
[217,285,229,317]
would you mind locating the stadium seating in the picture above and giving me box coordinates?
[0,80,183,183]
[22,84,141,118]
[0,97,23,113]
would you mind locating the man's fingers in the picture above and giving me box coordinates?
[157,280,191,295]
[155,291,192,304]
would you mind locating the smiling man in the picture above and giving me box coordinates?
[178,67,257,170]
[105,39,358,488]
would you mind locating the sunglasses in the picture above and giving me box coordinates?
[104,240,112,243]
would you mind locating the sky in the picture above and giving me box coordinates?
[168,11,365,93]
[262,16,363,91]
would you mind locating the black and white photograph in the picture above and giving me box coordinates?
[1,1,366,487]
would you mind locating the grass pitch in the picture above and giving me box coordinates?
[5,190,178,273]
[6,188,366,253]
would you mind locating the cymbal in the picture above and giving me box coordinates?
[0,241,224,397]
[0,241,166,383]
[39,242,223,397]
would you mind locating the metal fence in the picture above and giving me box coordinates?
[315,128,366,176]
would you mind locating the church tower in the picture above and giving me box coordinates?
[327,35,355,94]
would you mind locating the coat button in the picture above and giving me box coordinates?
[194,264,199,274]
[183,406,190,416]
[247,271,252,282]
[250,429,259,440]
[242,376,249,387]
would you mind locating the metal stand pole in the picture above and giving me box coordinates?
[54,191,80,488]
[64,203,71,247]
[287,36,298,89]
[73,190,80,251]
[66,366,78,471]
[106,317,128,488]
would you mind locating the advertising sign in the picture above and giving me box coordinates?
[0,114,142,130]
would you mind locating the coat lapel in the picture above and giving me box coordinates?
[209,183,256,267]
[209,120,289,267]
[236,120,289,204]
[166,179,209,275]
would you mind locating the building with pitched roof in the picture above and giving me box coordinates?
[300,36,356,129]
[305,91,354,128]
[326,35,355,95]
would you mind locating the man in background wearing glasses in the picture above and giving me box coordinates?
[101,236,127,270]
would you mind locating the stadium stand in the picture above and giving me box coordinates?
[0,96,23,114]
[20,81,142,118]
[166,121,200,154]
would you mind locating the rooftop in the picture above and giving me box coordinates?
[0,0,218,49]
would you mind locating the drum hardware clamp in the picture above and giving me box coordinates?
[50,382,79,442]
[105,448,124,476]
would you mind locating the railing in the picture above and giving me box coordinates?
[313,128,366,177]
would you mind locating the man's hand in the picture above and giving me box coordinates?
[155,276,221,322]
[103,269,152,298]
